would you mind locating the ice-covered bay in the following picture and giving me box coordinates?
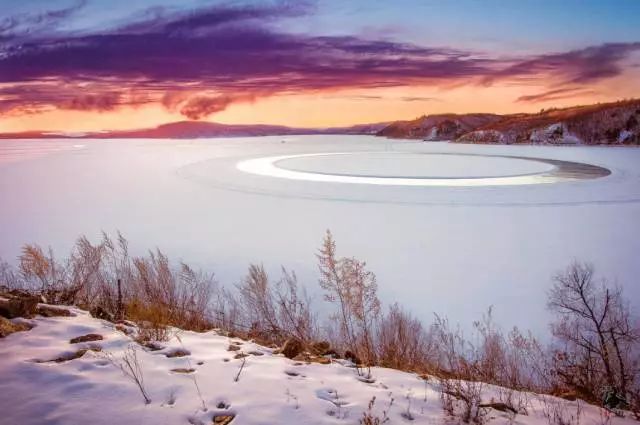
[1,135,639,335]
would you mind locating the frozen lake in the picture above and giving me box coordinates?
[1,135,639,335]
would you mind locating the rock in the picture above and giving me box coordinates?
[234,353,249,359]
[216,401,230,409]
[293,353,331,365]
[36,305,72,317]
[90,306,114,321]
[170,368,195,374]
[165,348,190,358]
[227,344,241,351]
[0,316,32,338]
[0,296,39,319]
[311,356,331,365]
[478,402,518,414]
[70,333,103,344]
[47,345,102,363]
[281,337,303,359]
[142,341,164,351]
[212,414,235,424]
[115,324,134,335]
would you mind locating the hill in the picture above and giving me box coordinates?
[377,113,502,140]
[0,121,388,140]
[458,99,640,145]
[378,99,640,145]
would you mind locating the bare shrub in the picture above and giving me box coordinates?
[472,308,548,392]
[318,230,381,373]
[237,264,279,338]
[539,395,582,425]
[0,259,21,290]
[235,264,315,346]
[548,261,639,405]
[129,249,214,332]
[439,377,486,424]
[213,287,242,335]
[360,396,392,424]
[432,315,486,423]
[129,301,171,342]
[18,244,67,301]
[377,303,433,372]
[107,344,151,404]
[495,387,529,415]
[274,267,315,342]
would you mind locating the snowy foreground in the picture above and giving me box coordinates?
[0,306,634,425]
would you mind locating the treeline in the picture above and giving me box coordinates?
[0,230,638,420]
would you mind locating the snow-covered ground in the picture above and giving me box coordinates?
[0,136,639,335]
[0,306,632,425]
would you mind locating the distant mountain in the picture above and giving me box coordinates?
[377,113,502,140]
[321,122,390,135]
[0,120,388,139]
[378,99,640,145]
[94,121,306,139]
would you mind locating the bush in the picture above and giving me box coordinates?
[282,337,304,359]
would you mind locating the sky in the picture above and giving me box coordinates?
[1,0,639,132]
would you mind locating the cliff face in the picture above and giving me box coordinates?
[379,99,640,145]
[377,113,502,140]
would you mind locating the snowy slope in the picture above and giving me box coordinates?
[0,307,634,425]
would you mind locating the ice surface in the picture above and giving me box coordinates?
[238,152,607,186]
[274,152,554,178]
[0,136,639,336]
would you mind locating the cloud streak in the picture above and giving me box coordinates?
[517,87,598,103]
[0,1,638,119]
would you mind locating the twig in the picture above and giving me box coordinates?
[234,356,246,382]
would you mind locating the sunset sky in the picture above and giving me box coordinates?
[1,0,640,132]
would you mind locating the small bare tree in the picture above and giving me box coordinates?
[548,261,639,406]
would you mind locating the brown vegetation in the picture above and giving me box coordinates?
[1,231,638,420]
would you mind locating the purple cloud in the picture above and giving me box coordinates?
[517,87,598,103]
[0,2,638,119]
[487,43,640,85]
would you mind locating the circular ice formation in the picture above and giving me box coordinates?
[237,152,610,187]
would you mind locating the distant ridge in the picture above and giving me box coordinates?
[378,99,640,145]
[377,113,502,140]
[0,121,389,140]
[2,99,638,144]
